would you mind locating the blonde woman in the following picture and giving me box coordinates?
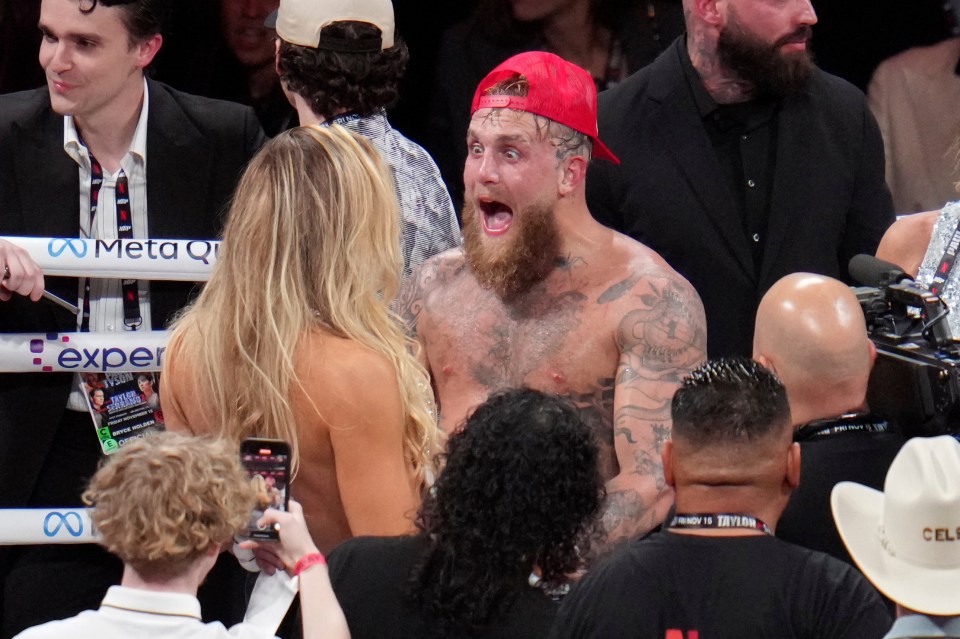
[162,125,438,553]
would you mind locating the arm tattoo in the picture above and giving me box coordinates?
[392,255,462,337]
[600,272,706,547]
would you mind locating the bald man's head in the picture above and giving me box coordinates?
[753,273,874,424]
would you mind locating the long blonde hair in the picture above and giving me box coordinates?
[169,125,437,489]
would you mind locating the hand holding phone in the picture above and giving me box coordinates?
[240,438,291,540]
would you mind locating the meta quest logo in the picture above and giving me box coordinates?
[46,237,219,264]
[30,333,166,372]
[43,511,84,538]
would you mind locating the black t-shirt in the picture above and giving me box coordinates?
[551,531,892,639]
[778,422,905,566]
[328,534,559,639]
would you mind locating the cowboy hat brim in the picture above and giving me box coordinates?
[832,481,960,616]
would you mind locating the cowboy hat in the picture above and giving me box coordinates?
[831,435,960,615]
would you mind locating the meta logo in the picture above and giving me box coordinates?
[47,238,88,259]
[30,333,166,372]
[45,238,220,265]
[43,511,84,538]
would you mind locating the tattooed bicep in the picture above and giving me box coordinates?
[616,274,707,373]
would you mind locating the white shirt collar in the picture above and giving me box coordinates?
[99,585,202,620]
[63,77,150,169]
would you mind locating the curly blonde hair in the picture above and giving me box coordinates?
[169,125,438,488]
[83,432,254,579]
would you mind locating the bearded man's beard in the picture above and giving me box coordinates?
[461,199,560,301]
[717,18,815,97]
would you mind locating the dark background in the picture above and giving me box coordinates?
[1,0,955,144]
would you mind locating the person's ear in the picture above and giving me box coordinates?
[867,339,877,369]
[786,442,801,489]
[275,39,283,77]
[693,0,724,26]
[663,439,676,488]
[754,353,777,377]
[134,34,163,69]
[558,155,587,196]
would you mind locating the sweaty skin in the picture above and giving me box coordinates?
[397,235,706,551]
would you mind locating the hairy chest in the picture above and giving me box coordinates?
[420,276,620,395]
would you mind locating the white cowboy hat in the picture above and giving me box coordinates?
[831,435,960,615]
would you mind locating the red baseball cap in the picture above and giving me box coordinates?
[470,51,619,164]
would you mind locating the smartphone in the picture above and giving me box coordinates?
[240,438,291,540]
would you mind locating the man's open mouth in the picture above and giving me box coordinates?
[479,199,514,236]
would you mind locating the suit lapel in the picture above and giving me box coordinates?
[144,79,212,240]
[647,45,756,281]
[15,107,78,238]
[760,90,815,286]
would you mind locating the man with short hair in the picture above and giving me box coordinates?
[14,432,349,639]
[588,0,895,358]
[270,0,459,278]
[551,357,893,639]
[753,273,905,565]
[398,50,708,553]
[833,435,960,638]
[0,0,265,632]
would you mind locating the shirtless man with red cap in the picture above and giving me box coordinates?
[397,51,707,552]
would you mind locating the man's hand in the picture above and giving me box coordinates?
[0,238,44,302]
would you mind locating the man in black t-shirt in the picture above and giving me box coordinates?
[551,358,892,639]
[753,273,905,566]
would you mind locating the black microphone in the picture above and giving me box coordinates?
[848,254,913,288]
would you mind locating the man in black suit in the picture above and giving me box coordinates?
[0,0,264,634]
[587,0,895,358]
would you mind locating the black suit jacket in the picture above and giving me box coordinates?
[587,38,895,357]
[0,79,265,508]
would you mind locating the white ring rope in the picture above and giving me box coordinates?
[0,331,169,373]
[0,238,180,544]
[0,236,218,281]
[0,508,97,545]
[0,238,298,631]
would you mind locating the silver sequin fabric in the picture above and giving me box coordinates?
[329,111,462,278]
[917,200,960,338]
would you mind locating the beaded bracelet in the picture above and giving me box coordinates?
[294,552,326,576]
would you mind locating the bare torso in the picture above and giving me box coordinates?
[398,232,707,544]
[163,327,419,553]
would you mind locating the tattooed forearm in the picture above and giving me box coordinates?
[600,490,648,540]
[594,272,704,554]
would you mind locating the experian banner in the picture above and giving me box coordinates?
[0,236,219,281]
[0,331,169,373]
[0,509,97,545]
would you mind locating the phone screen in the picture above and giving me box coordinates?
[240,439,291,540]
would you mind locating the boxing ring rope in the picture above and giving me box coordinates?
[0,236,297,631]
[0,236,209,544]
[0,236,220,280]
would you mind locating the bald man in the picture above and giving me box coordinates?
[753,273,905,567]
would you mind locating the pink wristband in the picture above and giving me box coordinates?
[294,552,326,576]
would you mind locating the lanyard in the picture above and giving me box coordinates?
[80,153,142,331]
[795,414,889,442]
[669,513,773,536]
[929,212,960,295]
